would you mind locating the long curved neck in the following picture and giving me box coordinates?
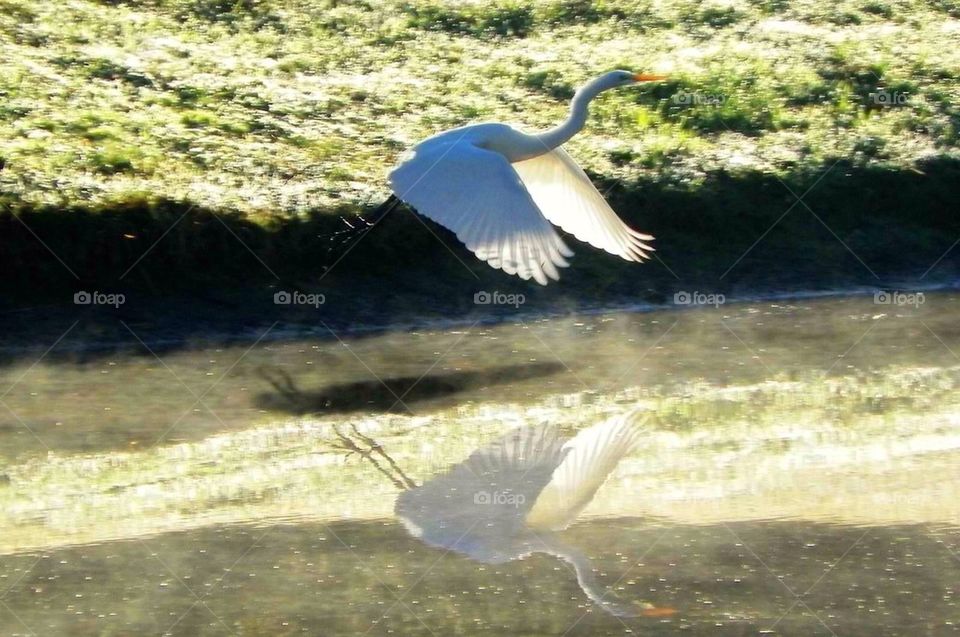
[533,77,610,151]
[539,536,648,618]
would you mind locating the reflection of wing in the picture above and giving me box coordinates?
[525,409,647,531]
[513,148,654,261]
[395,425,567,562]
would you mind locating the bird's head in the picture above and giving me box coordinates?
[601,69,668,89]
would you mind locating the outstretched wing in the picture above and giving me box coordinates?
[389,139,572,285]
[524,408,649,531]
[512,148,654,261]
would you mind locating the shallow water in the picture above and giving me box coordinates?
[1,293,959,635]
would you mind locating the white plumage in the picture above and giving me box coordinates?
[388,70,665,284]
[388,138,573,284]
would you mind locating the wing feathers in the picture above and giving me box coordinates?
[389,138,568,285]
[388,130,651,284]
[513,148,655,262]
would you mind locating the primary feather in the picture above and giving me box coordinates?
[512,148,655,262]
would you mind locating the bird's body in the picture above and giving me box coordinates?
[388,70,665,285]
[415,122,546,163]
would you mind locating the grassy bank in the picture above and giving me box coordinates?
[2,0,960,309]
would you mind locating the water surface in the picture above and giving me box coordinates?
[1,293,959,635]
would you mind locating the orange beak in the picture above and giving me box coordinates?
[633,73,668,82]
[641,606,679,618]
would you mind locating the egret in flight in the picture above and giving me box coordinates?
[387,70,666,285]
[395,408,676,617]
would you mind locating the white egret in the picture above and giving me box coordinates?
[395,408,676,617]
[388,70,666,285]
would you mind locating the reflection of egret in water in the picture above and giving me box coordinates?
[394,409,676,617]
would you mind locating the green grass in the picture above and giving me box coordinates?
[0,0,959,302]
[1,0,958,215]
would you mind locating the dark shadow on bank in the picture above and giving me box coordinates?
[254,361,564,415]
[1,156,958,367]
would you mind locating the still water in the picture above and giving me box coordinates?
[1,293,959,635]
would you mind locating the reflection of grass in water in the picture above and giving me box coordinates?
[1,364,959,554]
